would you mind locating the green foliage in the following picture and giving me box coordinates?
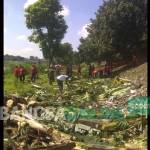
[4,61,50,96]
[79,0,147,63]
[54,42,74,64]
[25,0,68,64]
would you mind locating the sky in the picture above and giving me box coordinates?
[4,0,103,58]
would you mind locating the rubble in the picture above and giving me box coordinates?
[4,77,147,149]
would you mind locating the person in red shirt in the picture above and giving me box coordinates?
[18,65,26,82]
[92,69,98,78]
[31,64,38,82]
[13,66,19,80]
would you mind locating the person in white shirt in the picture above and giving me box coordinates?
[56,75,70,92]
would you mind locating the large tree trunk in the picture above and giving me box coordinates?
[47,27,54,67]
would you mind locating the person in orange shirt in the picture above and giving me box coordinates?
[18,65,26,83]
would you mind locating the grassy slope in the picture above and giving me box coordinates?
[119,63,147,88]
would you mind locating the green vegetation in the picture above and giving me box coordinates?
[78,0,147,63]
[24,0,147,66]
[4,0,147,149]
[4,61,47,95]
[25,0,67,65]
[4,61,147,149]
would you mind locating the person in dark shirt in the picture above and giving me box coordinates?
[31,64,38,82]
[88,64,92,79]
[66,64,72,78]
[22,66,26,82]
[77,64,81,79]
[48,64,55,84]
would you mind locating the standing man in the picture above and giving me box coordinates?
[55,64,61,76]
[22,66,26,82]
[77,64,81,79]
[91,64,95,78]
[66,64,72,78]
[18,65,24,82]
[48,64,55,84]
[31,64,38,82]
[132,54,138,67]
[88,64,92,79]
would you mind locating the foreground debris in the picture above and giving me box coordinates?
[4,77,147,149]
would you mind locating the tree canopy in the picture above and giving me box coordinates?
[25,0,68,65]
[53,42,74,64]
[78,0,147,63]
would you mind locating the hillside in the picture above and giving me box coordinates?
[119,63,147,96]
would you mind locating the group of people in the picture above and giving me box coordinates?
[10,55,139,94]
[48,64,82,93]
[48,64,73,83]
[12,62,112,93]
[13,64,38,83]
[88,63,112,79]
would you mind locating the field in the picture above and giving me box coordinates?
[4,61,148,150]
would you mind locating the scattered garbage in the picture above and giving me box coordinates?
[4,77,147,149]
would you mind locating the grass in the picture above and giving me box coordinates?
[119,63,147,87]
[4,61,50,96]
[4,61,77,96]
[4,60,148,150]
[4,60,147,96]
[4,61,89,96]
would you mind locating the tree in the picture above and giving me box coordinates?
[52,42,74,64]
[72,51,81,65]
[78,37,99,63]
[25,0,67,66]
[79,0,147,62]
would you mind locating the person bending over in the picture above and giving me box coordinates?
[56,75,70,93]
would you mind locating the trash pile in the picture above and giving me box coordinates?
[4,77,147,149]
[28,77,147,108]
[4,96,76,150]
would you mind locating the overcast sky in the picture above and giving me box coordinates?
[4,0,102,58]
